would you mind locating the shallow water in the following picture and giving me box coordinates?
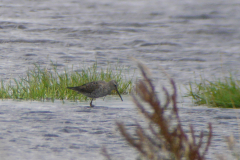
[0,97,140,160]
[0,97,239,160]
[0,0,240,159]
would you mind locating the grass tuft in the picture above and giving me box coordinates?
[188,75,240,108]
[0,62,133,102]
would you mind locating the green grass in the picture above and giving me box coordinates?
[188,75,240,108]
[0,62,133,102]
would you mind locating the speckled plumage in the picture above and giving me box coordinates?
[67,80,123,107]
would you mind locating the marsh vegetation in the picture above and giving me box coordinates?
[188,75,240,108]
[0,62,133,102]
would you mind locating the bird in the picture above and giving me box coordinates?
[67,80,123,107]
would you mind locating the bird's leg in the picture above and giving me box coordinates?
[90,98,94,107]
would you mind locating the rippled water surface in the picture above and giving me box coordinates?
[0,0,240,159]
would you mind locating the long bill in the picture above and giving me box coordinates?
[116,88,123,101]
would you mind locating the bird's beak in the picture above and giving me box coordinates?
[116,88,123,101]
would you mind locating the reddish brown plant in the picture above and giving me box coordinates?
[102,60,212,160]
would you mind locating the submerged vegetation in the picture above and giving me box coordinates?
[188,75,240,108]
[102,60,212,160]
[0,62,133,101]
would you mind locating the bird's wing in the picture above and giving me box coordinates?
[68,81,106,93]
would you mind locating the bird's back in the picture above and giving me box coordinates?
[67,81,110,98]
